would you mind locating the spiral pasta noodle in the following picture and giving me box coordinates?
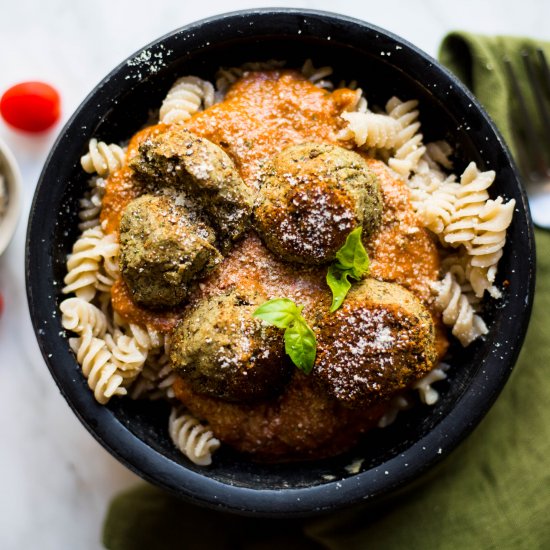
[468,264,500,299]
[169,407,220,466]
[440,253,481,303]
[443,162,495,248]
[159,76,215,125]
[301,59,334,89]
[431,271,488,346]
[468,196,515,268]
[60,296,138,403]
[385,97,426,178]
[104,330,148,373]
[111,311,167,353]
[130,353,176,400]
[60,297,108,337]
[349,89,367,113]
[69,328,127,404]
[95,235,120,294]
[377,395,412,428]
[62,227,106,301]
[78,177,106,231]
[412,365,449,405]
[410,178,460,235]
[81,138,125,177]
[340,111,401,149]
[425,140,453,170]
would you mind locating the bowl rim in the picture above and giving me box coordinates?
[26,7,536,517]
[0,135,22,256]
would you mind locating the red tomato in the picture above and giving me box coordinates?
[0,293,3,317]
[0,81,61,132]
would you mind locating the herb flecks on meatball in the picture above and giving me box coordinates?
[314,278,437,409]
[129,127,253,250]
[253,143,382,265]
[170,289,292,403]
[119,194,221,308]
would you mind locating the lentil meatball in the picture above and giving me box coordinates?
[314,278,437,409]
[129,127,253,249]
[253,143,382,265]
[119,194,221,308]
[173,372,389,461]
[170,289,291,403]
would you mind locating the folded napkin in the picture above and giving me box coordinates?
[103,34,550,550]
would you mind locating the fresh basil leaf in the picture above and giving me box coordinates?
[253,298,317,374]
[253,298,301,329]
[284,318,317,374]
[335,226,370,279]
[326,264,352,312]
[327,226,370,312]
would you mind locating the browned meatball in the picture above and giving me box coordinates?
[119,194,221,308]
[170,289,291,403]
[173,372,389,462]
[314,278,437,409]
[129,127,253,249]
[253,143,382,265]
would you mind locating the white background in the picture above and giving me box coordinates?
[1,1,549,548]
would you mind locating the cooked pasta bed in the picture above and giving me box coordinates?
[59,60,515,465]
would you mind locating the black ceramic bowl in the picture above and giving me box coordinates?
[27,9,535,517]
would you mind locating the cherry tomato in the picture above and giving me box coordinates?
[0,293,3,318]
[0,81,61,132]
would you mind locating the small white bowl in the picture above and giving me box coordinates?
[0,136,22,255]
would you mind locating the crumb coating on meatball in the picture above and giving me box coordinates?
[170,289,292,402]
[129,127,254,250]
[254,143,382,264]
[314,278,437,408]
[119,194,221,308]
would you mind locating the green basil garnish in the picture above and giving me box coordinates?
[253,298,317,374]
[326,226,370,312]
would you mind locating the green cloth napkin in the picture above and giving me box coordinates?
[103,34,550,550]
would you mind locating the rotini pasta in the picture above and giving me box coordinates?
[377,395,412,428]
[443,162,494,248]
[104,330,148,373]
[62,227,107,301]
[60,295,143,402]
[81,138,125,177]
[431,271,488,346]
[340,111,401,149]
[386,97,426,178]
[69,328,127,404]
[441,249,501,300]
[406,149,512,300]
[110,311,167,353]
[425,140,453,170]
[168,407,220,466]
[301,58,334,89]
[336,80,367,113]
[60,297,108,337]
[62,225,120,301]
[130,353,176,400]
[412,365,449,405]
[78,177,106,231]
[159,76,215,124]
[410,177,460,235]
[468,196,516,268]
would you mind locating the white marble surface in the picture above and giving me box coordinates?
[1,1,549,548]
